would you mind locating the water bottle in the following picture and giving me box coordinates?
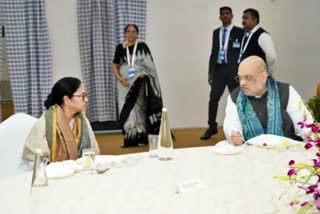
[31,148,48,187]
[158,108,174,160]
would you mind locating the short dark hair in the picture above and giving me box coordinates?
[124,24,139,34]
[243,8,260,24]
[44,77,82,109]
[220,6,232,14]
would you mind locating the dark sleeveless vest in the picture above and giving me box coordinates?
[241,27,267,63]
[230,82,303,141]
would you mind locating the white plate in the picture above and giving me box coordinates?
[212,140,244,155]
[46,161,75,179]
[246,134,302,149]
[257,142,277,149]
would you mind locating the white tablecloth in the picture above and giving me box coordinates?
[0,146,315,214]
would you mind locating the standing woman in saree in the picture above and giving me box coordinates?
[112,24,163,147]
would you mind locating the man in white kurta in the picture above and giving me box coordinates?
[223,56,313,145]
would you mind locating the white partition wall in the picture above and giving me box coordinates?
[45,0,320,128]
[146,0,320,128]
[46,0,82,82]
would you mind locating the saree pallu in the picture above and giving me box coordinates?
[45,105,91,162]
[118,43,163,147]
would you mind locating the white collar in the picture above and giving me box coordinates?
[254,87,268,99]
[221,24,233,31]
[248,25,260,34]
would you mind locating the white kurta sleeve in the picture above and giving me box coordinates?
[286,86,314,139]
[223,95,243,143]
[258,32,277,73]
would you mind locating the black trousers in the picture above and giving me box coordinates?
[208,63,239,127]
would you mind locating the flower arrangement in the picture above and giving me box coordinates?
[306,83,320,123]
[275,119,320,213]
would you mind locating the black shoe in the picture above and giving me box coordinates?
[200,127,218,140]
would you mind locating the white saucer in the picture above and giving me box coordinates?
[212,140,244,155]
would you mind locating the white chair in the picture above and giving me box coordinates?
[0,113,37,179]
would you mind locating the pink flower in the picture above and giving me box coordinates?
[306,124,320,133]
[314,192,320,200]
[288,160,295,166]
[306,135,314,142]
[312,126,320,133]
[305,143,313,150]
[315,199,320,209]
[298,119,307,128]
[287,169,297,177]
[301,201,309,206]
[313,159,320,168]
[306,185,318,194]
[306,135,313,142]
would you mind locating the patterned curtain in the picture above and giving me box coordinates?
[114,0,146,43]
[78,0,117,122]
[2,0,52,118]
[77,0,147,122]
[0,26,3,122]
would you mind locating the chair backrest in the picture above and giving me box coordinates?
[0,113,37,179]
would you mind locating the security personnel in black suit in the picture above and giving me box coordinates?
[201,6,244,140]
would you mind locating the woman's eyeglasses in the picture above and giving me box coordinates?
[73,92,87,101]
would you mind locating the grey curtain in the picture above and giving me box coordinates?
[78,0,117,122]
[1,0,52,118]
[77,0,147,122]
[114,0,146,43]
[0,26,2,122]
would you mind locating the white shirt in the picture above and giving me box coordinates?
[216,24,234,64]
[223,85,314,143]
[248,25,277,73]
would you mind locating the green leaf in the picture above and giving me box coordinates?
[291,163,313,169]
[297,203,313,214]
[274,175,293,181]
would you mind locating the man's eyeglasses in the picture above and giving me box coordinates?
[73,92,87,101]
[234,75,253,82]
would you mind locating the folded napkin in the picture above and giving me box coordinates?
[94,155,141,168]
[46,160,77,179]
[94,155,123,165]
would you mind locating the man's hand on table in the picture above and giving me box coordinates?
[231,131,244,146]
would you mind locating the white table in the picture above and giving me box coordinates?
[0,146,315,214]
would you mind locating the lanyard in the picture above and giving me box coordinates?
[239,30,255,54]
[126,40,138,68]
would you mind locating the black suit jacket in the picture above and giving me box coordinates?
[208,26,244,76]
